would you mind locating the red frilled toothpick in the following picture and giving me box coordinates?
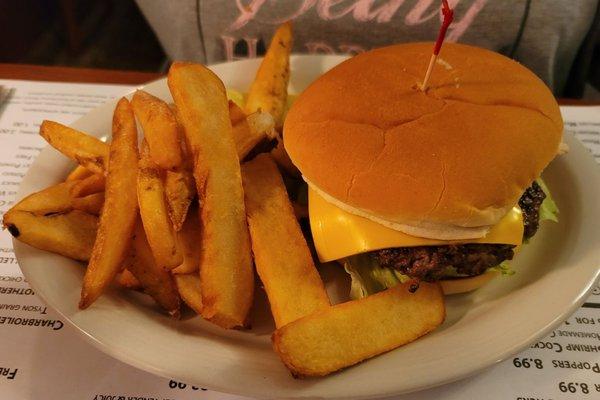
[420,0,454,91]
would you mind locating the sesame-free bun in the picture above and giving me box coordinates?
[284,43,562,239]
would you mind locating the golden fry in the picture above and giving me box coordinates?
[12,181,77,215]
[66,165,93,181]
[128,219,181,317]
[272,282,445,377]
[229,101,276,160]
[230,101,257,159]
[3,209,97,261]
[116,269,142,290]
[271,141,300,177]
[71,192,104,215]
[80,98,139,309]
[243,22,297,175]
[131,90,183,170]
[159,108,199,268]
[173,273,203,315]
[137,144,182,269]
[40,120,109,175]
[162,103,195,230]
[246,108,276,140]
[12,180,103,217]
[245,22,292,128]
[168,62,254,329]
[242,154,329,327]
[172,205,201,274]
[70,173,105,198]
[229,98,246,125]
[164,169,195,231]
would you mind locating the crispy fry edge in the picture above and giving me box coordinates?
[79,97,139,309]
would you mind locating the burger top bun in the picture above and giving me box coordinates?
[283,43,563,240]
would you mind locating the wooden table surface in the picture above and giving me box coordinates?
[0,63,597,106]
[0,63,162,85]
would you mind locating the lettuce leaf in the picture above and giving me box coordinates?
[226,89,245,108]
[488,261,515,276]
[439,266,469,278]
[343,254,410,299]
[343,256,515,299]
[536,178,559,223]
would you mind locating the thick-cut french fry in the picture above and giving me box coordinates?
[40,120,109,175]
[71,192,104,215]
[12,181,78,215]
[173,273,202,315]
[128,219,181,317]
[229,101,276,160]
[70,173,106,198]
[137,144,183,269]
[80,98,139,309]
[244,22,298,175]
[66,165,93,181]
[163,103,196,230]
[230,101,259,159]
[172,205,201,274]
[131,90,183,170]
[242,154,329,327]
[271,141,300,177]
[246,109,277,141]
[164,169,195,231]
[168,62,254,329]
[3,209,97,261]
[272,282,445,377]
[245,21,292,128]
[229,99,246,125]
[12,180,103,216]
[116,269,142,290]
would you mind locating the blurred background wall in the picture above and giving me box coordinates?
[0,0,167,71]
[0,0,598,99]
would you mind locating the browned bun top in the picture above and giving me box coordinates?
[283,43,562,235]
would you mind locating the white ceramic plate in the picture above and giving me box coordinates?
[14,55,600,399]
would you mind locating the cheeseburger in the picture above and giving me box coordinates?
[283,43,561,296]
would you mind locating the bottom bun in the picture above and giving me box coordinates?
[439,270,500,295]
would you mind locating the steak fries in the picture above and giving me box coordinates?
[168,62,254,329]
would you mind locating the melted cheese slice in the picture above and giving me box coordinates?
[309,188,524,262]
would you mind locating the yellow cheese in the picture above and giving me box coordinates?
[309,188,524,262]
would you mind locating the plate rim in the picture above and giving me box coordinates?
[13,54,600,399]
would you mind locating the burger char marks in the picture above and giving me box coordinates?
[373,244,515,281]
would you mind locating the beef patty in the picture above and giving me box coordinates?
[371,181,545,281]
